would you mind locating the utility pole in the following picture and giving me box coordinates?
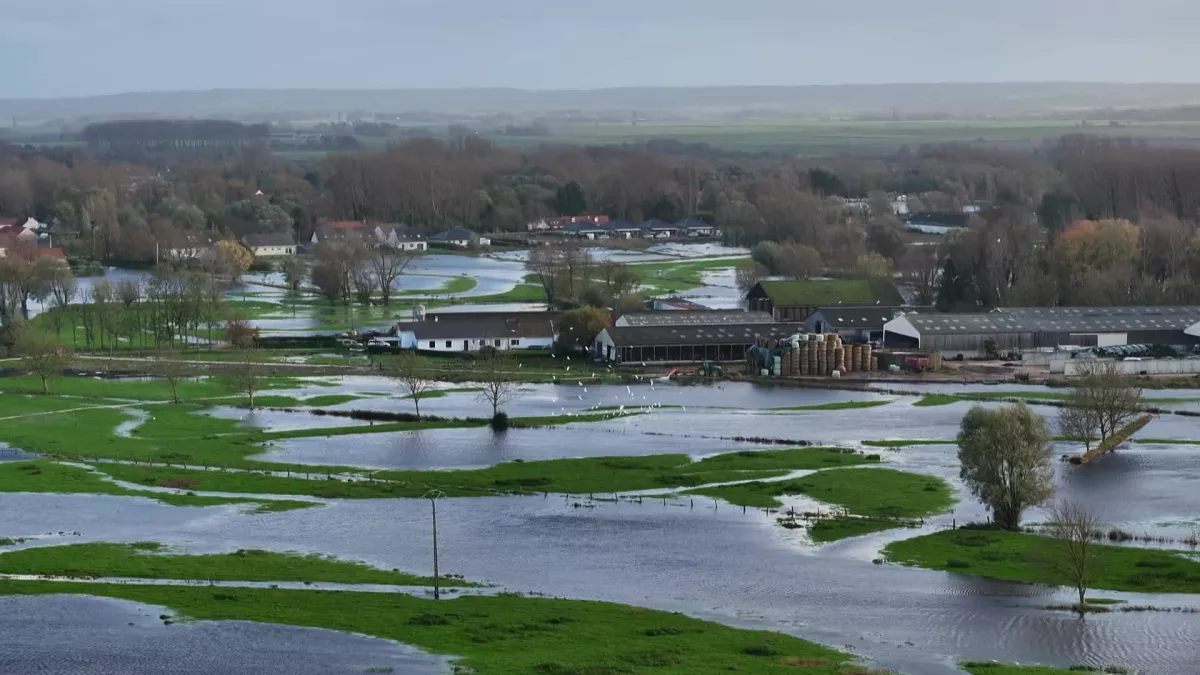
[423,490,445,599]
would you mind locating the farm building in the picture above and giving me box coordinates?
[242,233,296,257]
[883,306,1200,357]
[803,306,909,343]
[747,279,904,321]
[429,226,489,248]
[593,322,801,364]
[615,310,775,328]
[389,310,560,353]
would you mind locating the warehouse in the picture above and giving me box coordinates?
[593,323,802,364]
[615,310,775,327]
[883,306,1200,357]
[803,306,909,343]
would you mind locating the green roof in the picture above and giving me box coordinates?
[756,279,903,307]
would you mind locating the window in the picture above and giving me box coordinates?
[510,339,520,346]
[428,341,435,349]
[494,339,501,347]
[445,340,452,348]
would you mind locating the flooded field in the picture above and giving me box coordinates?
[4,376,1199,673]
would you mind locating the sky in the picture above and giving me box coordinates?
[3,0,1199,98]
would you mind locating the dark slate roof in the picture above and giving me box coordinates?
[393,312,561,340]
[602,323,802,347]
[312,227,368,242]
[674,218,712,229]
[808,306,907,329]
[896,308,1200,335]
[608,220,642,231]
[243,233,295,247]
[430,226,475,241]
[998,306,1200,319]
[640,219,675,230]
[621,310,776,327]
[564,221,609,233]
[904,212,971,228]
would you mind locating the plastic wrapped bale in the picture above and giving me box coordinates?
[773,356,782,377]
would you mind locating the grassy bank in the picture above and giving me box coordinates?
[690,467,953,517]
[773,400,892,412]
[0,542,466,586]
[808,518,904,543]
[97,447,880,501]
[961,663,1131,675]
[885,529,1200,594]
[0,461,312,513]
[0,373,320,402]
[0,580,858,674]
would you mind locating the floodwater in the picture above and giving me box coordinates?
[0,594,452,675]
[6,378,1200,674]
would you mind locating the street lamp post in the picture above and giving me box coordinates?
[423,490,445,599]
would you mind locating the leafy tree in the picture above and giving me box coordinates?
[935,257,980,311]
[956,403,1055,531]
[808,168,847,197]
[855,253,893,279]
[224,314,258,349]
[214,240,253,281]
[557,307,611,352]
[1038,190,1083,237]
[16,328,73,394]
[554,180,587,216]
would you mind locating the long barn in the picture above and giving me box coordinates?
[884,306,1200,357]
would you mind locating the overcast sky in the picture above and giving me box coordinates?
[3,0,1198,98]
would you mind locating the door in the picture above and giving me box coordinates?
[463,340,469,352]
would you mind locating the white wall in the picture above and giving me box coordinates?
[413,335,554,353]
[1062,358,1200,376]
[593,330,618,360]
[251,245,294,257]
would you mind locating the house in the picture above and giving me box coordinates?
[430,226,488,248]
[609,220,643,239]
[390,309,561,353]
[904,212,971,235]
[640,219,677,239]
[0,225,38,243]
[593,322,802,364]
[803,306,909,343]
[883,306,1200,358]
[242,233,296,257]
[616,310,775,328]
[674,218,716,238]
[563,221,611,239]
[161,234,216,262]
[747,279,905,321]
[527,214,609,231]
[14,217,43,232]
[374,224,427,251]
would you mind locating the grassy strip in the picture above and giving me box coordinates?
[1134,438,1200,445]
[0,373,319,402]
[0,462,313,513]
[914,391,1198,408]
[0,581,855,674]
[860,439,952,447]
[98,448,878,501]
[690,468,953,515]
[251,394,367,408]
[961,662,1131,674]
[884,529,1200,594]
[808,518,904,543]
[0,542,464,587]
[913,395,961,407]
[772,400,892,412]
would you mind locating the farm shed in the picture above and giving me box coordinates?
[747,279,904,322]
[593,323,802,364]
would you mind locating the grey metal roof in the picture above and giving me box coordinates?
[604,323,802,347]
[620,310,775,327]
[394,312,561,340]
[808,306,906,329]
[999,306,1200,318]
[242,233,295,247]
[901,309,1200,335]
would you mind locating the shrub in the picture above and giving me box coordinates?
[743,643,780,657]
[490,412,510,431]
[407,612,456,626]
[946,559,971,569]
[644,627,684,636]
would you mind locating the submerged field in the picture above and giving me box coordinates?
[1,374,1197,674]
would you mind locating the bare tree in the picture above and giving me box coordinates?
[1058,403,1101,453]
[1069,360,1143,445]
[1048,500,1103,612]
[350,263,378,306]
[371,248,418,306]
[957,403,1056,531]
[476,352,522,419]
[226,349,262,408]
[281,256,307,292]
[735,261,767,298]
[388,351,434,417]
[146,353,194,404]
[527,245,566,305]
[16,328,73,394]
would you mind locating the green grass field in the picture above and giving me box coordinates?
[0,542,468,586]
[808,518,905,543]
[0,580,858,675]
[885,529,1200,594]
[690,467,952,517]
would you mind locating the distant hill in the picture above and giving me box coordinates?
[7,83,1200,121]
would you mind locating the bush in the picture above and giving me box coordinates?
[946,559,971,569]
[743,643,780,657]
[491,412,510,431]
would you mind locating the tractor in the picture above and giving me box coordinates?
[696,361,724,378]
